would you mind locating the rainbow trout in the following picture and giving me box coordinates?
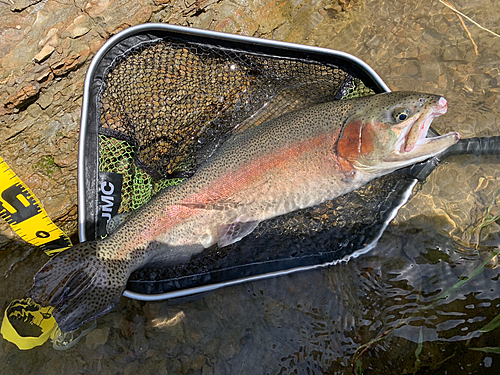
[29,92,459,332]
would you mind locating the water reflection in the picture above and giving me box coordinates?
[150,311,186,329]
[247,227,500,373]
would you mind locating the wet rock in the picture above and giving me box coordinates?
[191,354,207,372]
[167,358,182,374]
[132,316,149,357]
[202,364,214,375]
[366,35,380,48]
[33,44,55,63]
[219,335,240,359]
[63,14,92,39]
[10,0,43,12]
[5,84,38,110]
[37,91,53,109]
[85,327,111,349]
[420,61,441,82]
[443,45,465,61]
[123,361,141,375]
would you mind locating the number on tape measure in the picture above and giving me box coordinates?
[0,156,72,255]
[0,183,41,225]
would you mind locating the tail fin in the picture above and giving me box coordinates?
[28,242,128,333]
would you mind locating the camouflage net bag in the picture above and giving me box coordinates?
[81,25,414,298]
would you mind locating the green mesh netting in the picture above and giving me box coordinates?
[99,135,184,212]
[341,77,374,100]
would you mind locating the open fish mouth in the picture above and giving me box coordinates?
[400,96,449,154]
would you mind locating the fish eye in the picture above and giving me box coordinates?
[392,107,412,123]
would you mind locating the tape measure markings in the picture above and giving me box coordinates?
[0,156,72,255]
[1,156,73,348]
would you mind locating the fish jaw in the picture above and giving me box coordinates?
[338,92,460,175]
[386,96,459,168]
[401,96,449,153]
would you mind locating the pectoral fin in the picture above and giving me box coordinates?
[217,216,259,247]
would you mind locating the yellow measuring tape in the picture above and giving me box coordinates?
[0,156,72,255]
[0,155,73,349]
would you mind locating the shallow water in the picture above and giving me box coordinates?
[1,0,500,374]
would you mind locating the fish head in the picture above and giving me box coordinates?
[337,91,460,175]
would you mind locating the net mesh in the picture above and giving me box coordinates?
[98,37,374,214]
[128,172,416,295]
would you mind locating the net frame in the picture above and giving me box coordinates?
[79,24,393,301]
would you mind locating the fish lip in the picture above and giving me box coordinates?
[400,96,448,154]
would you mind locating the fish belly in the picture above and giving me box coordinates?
[153,150,363,251]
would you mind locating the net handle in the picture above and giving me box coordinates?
[410,136,500,181]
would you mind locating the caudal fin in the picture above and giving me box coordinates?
[28,242,128,333]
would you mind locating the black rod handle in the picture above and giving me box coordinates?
[406,136,500,181]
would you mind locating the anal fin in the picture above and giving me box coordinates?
[217,216,259,247]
